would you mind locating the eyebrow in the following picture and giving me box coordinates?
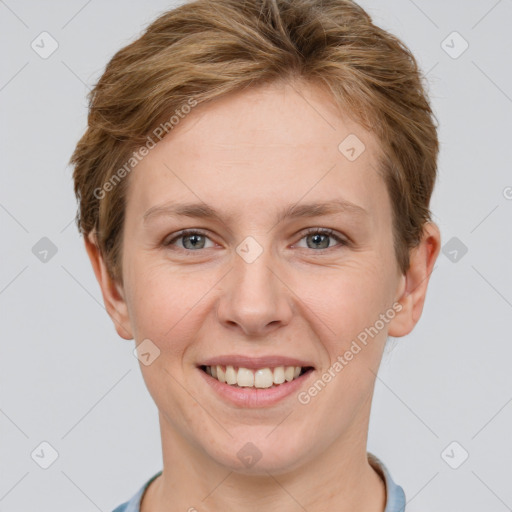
[143,198,367,226]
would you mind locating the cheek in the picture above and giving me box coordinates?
[125,257,199,349]
[297,259,395,398]
[307,262,390,335]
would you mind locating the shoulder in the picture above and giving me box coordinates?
[368,452,407,512]
[112,501,130,512]
[111,471,162,512]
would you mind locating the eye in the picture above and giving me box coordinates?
[295,228,348,250]
[163,230,215,250]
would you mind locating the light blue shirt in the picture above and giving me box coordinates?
[112,452,406,512]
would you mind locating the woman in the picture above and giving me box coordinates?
[70,0,441,510]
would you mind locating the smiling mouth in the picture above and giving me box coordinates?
[199,365,314,389]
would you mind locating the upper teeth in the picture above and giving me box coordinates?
[205,365,304,388]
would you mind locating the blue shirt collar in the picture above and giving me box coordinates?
[368,452,406,512]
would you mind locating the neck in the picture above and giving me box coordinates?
[142,418,386,512]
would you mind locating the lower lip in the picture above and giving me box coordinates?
[198,367,314,408]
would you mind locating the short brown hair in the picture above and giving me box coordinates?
[70,0,439,284]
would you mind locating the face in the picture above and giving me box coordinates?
[93,80,433,474]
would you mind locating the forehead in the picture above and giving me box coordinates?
[126,80,388,223]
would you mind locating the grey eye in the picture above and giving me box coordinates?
[295,229,346,250]
[181,233,207,250]
[306,232,332,249]
[165,230,215,250]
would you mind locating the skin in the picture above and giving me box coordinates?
[85,79,440,512]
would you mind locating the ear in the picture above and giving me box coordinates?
[84,231,134,340]
[388,222,441,337]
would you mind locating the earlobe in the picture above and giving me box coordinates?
[84,231,134,340]
[388,222,441,338]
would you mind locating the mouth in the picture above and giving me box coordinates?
[199,364,315,389]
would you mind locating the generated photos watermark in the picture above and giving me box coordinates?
[93,97,198,200]
[297,301,403,405]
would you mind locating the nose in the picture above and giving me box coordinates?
[216,244,293,337]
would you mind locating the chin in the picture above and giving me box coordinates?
[205,434,311,476]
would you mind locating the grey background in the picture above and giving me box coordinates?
[1,0,511,510]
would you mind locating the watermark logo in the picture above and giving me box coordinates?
[237,442,262,468]
[441,441,469,469]
[133,338,161,366]
[338,134,366,162]
[442,236,468,263]
[236,236,264,264]
[31,441,59,469]
[441,31,469,59]
[32,237,58,263]
[31,31,59,59]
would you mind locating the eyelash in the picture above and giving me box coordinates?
[163,227,348,252]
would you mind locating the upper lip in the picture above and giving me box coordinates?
[199,355,315,370]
